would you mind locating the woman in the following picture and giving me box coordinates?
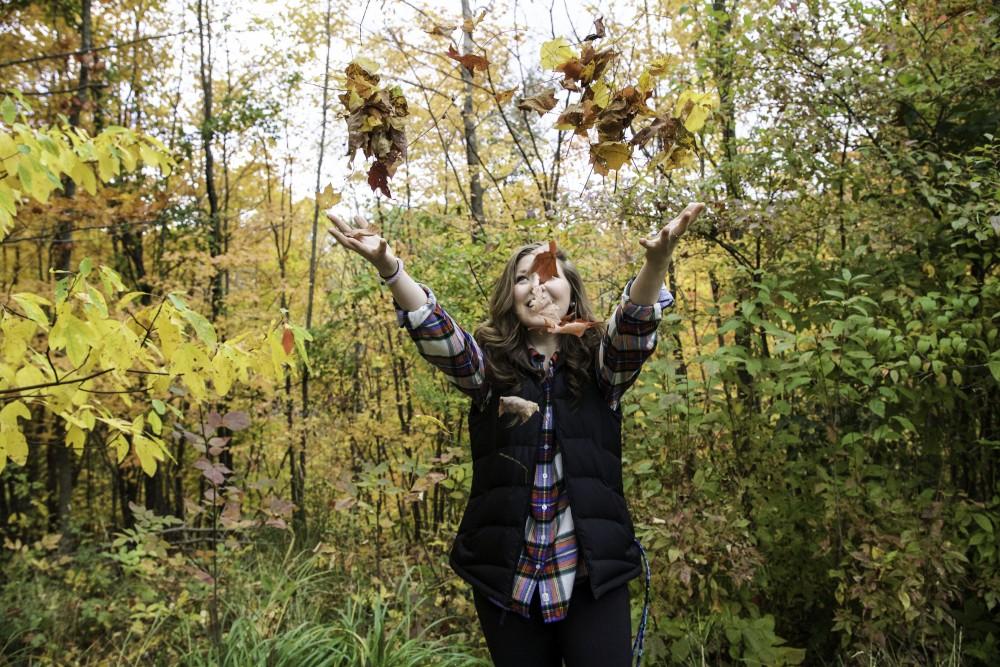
[328,202,704,667]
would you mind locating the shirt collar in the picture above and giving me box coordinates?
[527,346,559,368]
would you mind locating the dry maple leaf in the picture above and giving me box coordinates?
[585,16,606,41]
[516,89,558,116]
[528,240,559,282]
[281,328,294,355]
[494,88,517,105]
[499,396,540,426]
[446,45,490,75]
[424,23,456,37]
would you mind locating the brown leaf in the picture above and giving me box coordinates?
[584,16,606,41]
[555,100,599,135]
[545,316,602,337]
[630,114,681,148]
[446,45,490,75]
[528,240,559,282]
[282,328,294,355]
[424,23,456,37]
[494,88,517,105]
[498,396,540,426]
[516,89,558,116]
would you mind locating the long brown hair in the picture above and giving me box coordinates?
[474,242,605,403]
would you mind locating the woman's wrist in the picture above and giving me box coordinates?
[375,256,399,278]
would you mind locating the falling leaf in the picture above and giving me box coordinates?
[673,90,720,133]
[282,327,294,355]
[499,396,539,426]
[630,114,681,148]
[554,99,599,135]
[424,23,456,37]
[316,184,341,210]
[517,89,558,116]
[589,141,633,175]
[540,37,577,70]
[545,314,602,337]
[528,240,559,282]
[446,45,490,75]
[585,16,606,41]
[368,161,391,197]
[494,88,517,105]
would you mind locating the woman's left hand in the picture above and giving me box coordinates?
[639,202,705,267]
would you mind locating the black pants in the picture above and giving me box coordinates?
[472,580,632,667]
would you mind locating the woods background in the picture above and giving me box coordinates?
[1,0,998,664]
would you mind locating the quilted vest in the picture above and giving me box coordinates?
[448,355,642,605]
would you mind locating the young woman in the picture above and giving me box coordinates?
[327,203,704,667]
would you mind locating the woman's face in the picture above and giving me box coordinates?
[512,246,573,329]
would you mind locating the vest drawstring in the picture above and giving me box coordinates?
[631,537,652,667]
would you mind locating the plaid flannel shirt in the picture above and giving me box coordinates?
[394,277,673,623]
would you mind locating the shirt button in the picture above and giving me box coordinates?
[542,473,548,480]
[543,445,549,450]
[535,563,541,570]
[541,504,548,510]
[541,593,549,601]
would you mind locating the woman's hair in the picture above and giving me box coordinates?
[474,242,606,403]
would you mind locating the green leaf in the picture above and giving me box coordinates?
[974,514,993,534]
[0,96,15,124]
[12,293,51,328]
[167,293,218,346]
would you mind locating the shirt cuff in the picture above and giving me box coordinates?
[621,276,675,321]
[393,283,435,329]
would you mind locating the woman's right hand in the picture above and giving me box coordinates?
[326,212,398,277]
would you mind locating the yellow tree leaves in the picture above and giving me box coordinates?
[0,400,30,473]
[0,95,172,237]
[540,37,578,70]
[0,258,307,476]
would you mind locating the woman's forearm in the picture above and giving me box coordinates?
[376,256,427,311]
[629,257,670,306]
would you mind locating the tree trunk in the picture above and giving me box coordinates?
[460,0,486,242]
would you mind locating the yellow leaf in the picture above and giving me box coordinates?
[212,350,233,397]
[540,37,577,70]
[67,424,86,454]
[589,141,632,175]
[134,435,164,476]
[148,410,162,436]
[12,292,51,329]
[110,434,129,463]
[591,80,611,108]
[673,90,719,133]
[317,184,342,210]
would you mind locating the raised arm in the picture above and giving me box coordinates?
[327,212,490,407]
[597,203,705,409]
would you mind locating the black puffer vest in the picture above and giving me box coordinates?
[448,355,641,604]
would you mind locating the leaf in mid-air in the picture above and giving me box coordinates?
[540,37,577,70]
[367,161,391,197]
[446,46,490,75]
[589,141,633,175]
[516,89,559,116]
[282,327,294,355]
[528,240,559,282]
[499,396,540,426]
[585,16,606,41]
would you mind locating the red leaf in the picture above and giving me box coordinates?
[282,327,294,355]
[367,161,392,197]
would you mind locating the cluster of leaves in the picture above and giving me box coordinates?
[339,58,409,198]
[509,21,719,175]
